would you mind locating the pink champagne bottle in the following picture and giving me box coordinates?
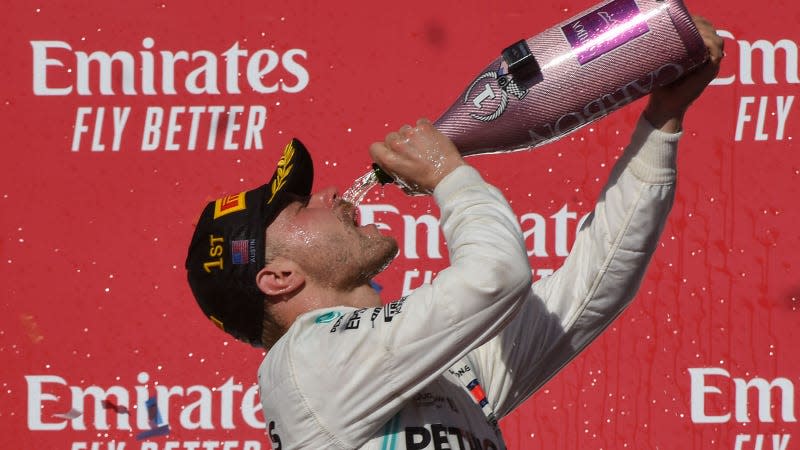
[365,0,708,194]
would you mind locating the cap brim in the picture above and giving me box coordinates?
[261,138,314,214]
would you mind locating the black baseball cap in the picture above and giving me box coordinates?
[185,139,314,347]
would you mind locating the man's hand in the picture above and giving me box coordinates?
[369,119,466,194]
[644,16,725,132]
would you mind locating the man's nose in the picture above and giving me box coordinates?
[309,186,339,208]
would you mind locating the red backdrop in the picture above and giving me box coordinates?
[2,0,798,449]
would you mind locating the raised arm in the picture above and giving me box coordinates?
[263,119,533,448]
[468,17,724,418]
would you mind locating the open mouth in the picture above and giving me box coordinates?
[339,202,359,226]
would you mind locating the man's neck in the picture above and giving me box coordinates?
[274,281,383,329]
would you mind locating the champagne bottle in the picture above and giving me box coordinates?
[363,0,707,196]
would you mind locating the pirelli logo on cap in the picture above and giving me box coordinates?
[213,192,246,219]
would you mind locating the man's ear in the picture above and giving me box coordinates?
[256,257,305,297]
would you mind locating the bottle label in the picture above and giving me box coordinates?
[561,0,651,65]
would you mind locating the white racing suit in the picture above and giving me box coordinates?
[258,117,680,449]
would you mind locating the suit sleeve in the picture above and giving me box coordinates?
[468,116,681,419]
[275,165,532,448]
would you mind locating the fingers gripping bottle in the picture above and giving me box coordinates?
[363,0,707,196]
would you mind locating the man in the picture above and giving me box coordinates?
[186,18,723,450]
